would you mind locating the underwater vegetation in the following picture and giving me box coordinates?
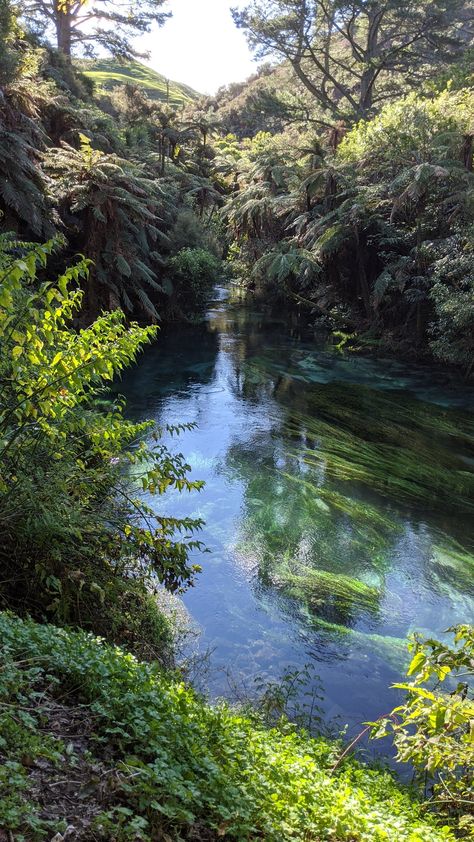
[278,565,381,619]
[223,347,474,667]
[279,378,474,516]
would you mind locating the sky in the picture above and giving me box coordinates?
[141,0,258,95]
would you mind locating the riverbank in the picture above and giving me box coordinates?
[0,612,455,842]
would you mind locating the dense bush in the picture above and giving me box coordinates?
[222,89,474,371]
[0,240,204,655]
[0,14,224,323]
[168,246,221,313]
[0,612,456,842]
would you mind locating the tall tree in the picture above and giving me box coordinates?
[18,0,170,59]
[0,0,20,84]
[232,0,474,120]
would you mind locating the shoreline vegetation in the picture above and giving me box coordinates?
[0,0,473,837]
[0,612,464,842]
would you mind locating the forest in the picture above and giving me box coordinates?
[0,0,473,839]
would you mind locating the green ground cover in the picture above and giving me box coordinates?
[0,613,456,842]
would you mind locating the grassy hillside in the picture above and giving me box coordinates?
[78,59,199,105]
[0,612,455,841]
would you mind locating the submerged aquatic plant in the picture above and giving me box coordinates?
[224,351,474,672]
[278,565,381,618]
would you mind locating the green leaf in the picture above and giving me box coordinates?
[407,651,426,676]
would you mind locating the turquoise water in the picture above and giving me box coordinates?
[119,286,474,747]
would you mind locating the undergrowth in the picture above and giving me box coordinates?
[0,612,455,842]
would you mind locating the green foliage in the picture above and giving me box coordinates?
[168,247,221,312]
[79,59,199,104]
[45,135,174,318]
[0,242,204,650]
[223,87,474,370]
[372,626,474,837]
[0,612,456,841]
[338,90,474,174]
[221,132,301,253]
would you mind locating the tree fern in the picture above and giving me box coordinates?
[45,136,175,318]
[0,93,52,236]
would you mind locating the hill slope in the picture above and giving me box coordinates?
[78,59,199,105]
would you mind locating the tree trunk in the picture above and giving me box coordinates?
[359,67,376,115]
[359,7,384,116]
[54,1,72,58]
[461,134,473,171]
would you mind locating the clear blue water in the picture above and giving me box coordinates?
[119,286,474,754]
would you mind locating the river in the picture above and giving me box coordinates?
[119,285,474,752]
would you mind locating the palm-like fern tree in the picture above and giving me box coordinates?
[45,136,174,319]
[0,76,53,236]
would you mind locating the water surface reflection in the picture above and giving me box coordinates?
[119,287,474,747]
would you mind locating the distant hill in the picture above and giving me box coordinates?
[78,59,200,105]
[210,63,302,139]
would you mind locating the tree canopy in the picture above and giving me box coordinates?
[18,0,170,58]
[233,0,474,120]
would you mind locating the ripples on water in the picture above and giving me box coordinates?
[118,286,474,756]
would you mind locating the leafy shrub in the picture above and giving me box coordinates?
[429,242,474,375]
[338,90,474,176]
[0,612,456,842]
[168,246,221,312]
[372,625,474,837]
[0,240,204,654]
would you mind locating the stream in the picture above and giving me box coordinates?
[119,285,474,754]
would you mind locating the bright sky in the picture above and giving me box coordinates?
[141,0,257,95]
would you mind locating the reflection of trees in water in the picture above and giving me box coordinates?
[115,322,220,414]
[222,353,474,641]
[225,341,474,517]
